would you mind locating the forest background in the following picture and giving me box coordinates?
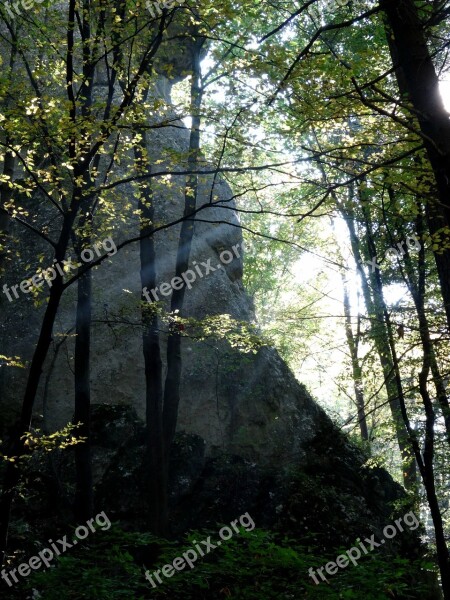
[1,0,450,597]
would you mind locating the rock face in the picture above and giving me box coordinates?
[0,27,326,467]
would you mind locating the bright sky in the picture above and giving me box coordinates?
[440,79,450,111]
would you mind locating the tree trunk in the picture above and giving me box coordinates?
[351,180,450,594]
[0,260,67,564]
[0,42,17,276]
[73,240,94,521]
[340,192,417,489]
[0,0,168,558]
[0,148,15,277]
[73,8,96,520]
[381,0,450,332]
[418,358,450,599]
[0,201,80,565]
[134,135,167,535]
[400,206,450,448]
[342,276,369,441]
[162,38,204,457]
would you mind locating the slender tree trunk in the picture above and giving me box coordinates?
[353,183,450,595]
[0,0,168,557]
[134,135,167,535]
[390,328,450,600]
[342,276,369,441]
[73,232,94,521]
[323,154,411,471]
[400,206,450,448]
[323,169,370,443]
[0,42,17,276]
[418,358,450,599]
[365,231,450,595]
[162,38,204,457]
[381,0,450,332]
[0,214,74,564]
[0,148,15,277]
[133,35,205,531]
[72,0,98,522]
[0,84,84,559]
[373,267,418,491]
[340,193,417,489]
[362,199,418,489]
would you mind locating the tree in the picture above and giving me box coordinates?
[0,0,173,560]
[380,0,450,332]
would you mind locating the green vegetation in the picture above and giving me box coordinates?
[5,525,434,600]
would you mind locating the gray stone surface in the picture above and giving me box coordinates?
[0,22,327,467]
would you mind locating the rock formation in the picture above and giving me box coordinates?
[0,25,328,467]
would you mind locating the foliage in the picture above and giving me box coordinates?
[0,424,85,464]
[144,304,270,353]
[4,524,434,600]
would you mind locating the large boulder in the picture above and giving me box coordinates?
[0,58,329,466]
